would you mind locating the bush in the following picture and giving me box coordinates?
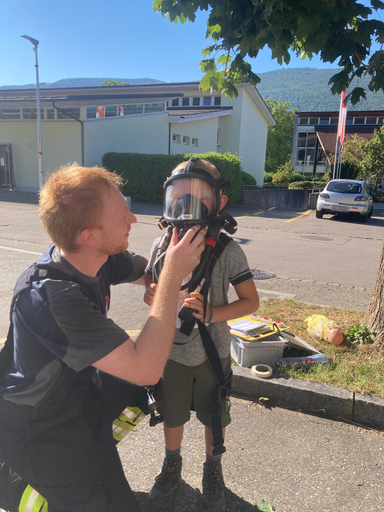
[288,181,324,189]
[372,190,384,202]
[102,151,243,205]
[240,170,257,188]
[263,172,274,183]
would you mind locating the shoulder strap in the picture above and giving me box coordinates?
[0,263,74,379]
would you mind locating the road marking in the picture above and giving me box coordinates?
[0,330,142,345]
[285,210,312,223]
[235,211,266,218]
[0,245,42,256]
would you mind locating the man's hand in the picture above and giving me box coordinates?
[163,226,206,280]
[144,282,157,306]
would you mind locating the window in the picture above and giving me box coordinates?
[183,136,190,145]
[203,97,211,106]
[214,97,221,106]
[379,117,384,124]
[366,116,377,124]
[192,97,200,106]
[86,107,97,119]
[105,106,118,117]
[319,117,329,125]
[22,108,44,120]
[330,117,338,125]
[299,118,309,125]
[182,98,190,106]
[192,138,198,147]
[47,109,55,119]
[172,98,179,107]
[172,133,180,143]
[296,132,317,165]
[309,117,319,125]
[144,103,165,113]
[57,108,80,119]
[120,104,143,116]
[354,117,365,125]
[0,108,21,119]
[217,128,222,146]
[346,117,353,125]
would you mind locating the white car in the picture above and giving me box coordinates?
[316,179,373,222]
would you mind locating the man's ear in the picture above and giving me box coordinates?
[79,228,97,247]
[219,194,228,211]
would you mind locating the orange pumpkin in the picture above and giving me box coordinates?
[326,327,344,345]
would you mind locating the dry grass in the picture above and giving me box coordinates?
[254,298,384,398]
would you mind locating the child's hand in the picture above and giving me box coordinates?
[183,292,212,323]
[144,282,157,306]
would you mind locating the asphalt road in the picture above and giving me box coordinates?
[0,197,383,512]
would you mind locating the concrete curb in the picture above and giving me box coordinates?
[232,366,384,431]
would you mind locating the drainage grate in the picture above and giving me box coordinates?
[251,269,275,280]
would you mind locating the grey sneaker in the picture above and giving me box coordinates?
[201,462,226,511]
[148,457,182,509]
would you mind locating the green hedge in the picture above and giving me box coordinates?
[288,181,324,189]
[101,151,243,205]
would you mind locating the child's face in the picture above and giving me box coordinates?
[165,178,217,219]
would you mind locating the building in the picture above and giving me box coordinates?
[0,82,275,192]
[292,110,384,179]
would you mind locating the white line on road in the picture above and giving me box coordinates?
[0,245,42,256]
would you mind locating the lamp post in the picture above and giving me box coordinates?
[21,35,43,190]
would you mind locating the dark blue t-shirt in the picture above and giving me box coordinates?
[0,245,147,406]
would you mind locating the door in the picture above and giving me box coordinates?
[0,144,16,189]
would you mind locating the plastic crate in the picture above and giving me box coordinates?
[230,334,287,368]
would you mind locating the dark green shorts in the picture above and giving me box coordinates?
[155,356,232,428]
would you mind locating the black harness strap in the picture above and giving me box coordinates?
[196,233,233,456]
[0,264,78,379]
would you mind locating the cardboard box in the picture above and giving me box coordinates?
[230,334,287,367]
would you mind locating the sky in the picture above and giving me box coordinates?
[0,0,380,87]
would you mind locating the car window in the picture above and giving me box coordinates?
[327,182,361,194]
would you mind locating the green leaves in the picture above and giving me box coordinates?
[153,0,384,102]
[345,325,375,345]
[254,499,276,512]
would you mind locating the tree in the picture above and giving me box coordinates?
[153,0,384,104]
[264,100,298,174]
[365,243,384,348]
[98,80,130,86]
[154,0,384,347]
[361,124,384,181]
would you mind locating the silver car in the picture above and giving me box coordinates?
[316,179,373,222]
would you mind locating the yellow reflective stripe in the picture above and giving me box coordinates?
[112,407,145,440]
[19,485,47,512]
[119,406,145,423]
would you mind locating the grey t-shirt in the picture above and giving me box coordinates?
[146,236,253,366]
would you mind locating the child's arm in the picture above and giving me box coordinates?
[184,279,259,324]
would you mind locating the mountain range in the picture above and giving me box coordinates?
[1,69,383,112]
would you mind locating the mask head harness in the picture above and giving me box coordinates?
[153,158,237,292]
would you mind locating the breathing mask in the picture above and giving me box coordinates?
[163,161,224,231]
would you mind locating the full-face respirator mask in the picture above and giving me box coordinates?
[153,158,237,294]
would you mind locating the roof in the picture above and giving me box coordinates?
[167,106,233,122]
[298,110,384,117]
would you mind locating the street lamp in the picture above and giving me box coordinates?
[21,34,43,191]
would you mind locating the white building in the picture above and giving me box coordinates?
[0,82,275,192]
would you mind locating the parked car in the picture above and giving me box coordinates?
[316,179,373,222]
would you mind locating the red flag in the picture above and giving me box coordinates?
[96,106,105,118]
[337,91,347,144]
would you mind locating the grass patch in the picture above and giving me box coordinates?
[241,298,384,398]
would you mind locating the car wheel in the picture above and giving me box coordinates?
[316,210,323,219]
[367,206,373,219]
[360,212,368,223]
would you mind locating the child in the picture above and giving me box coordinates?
[144,158,259,511]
